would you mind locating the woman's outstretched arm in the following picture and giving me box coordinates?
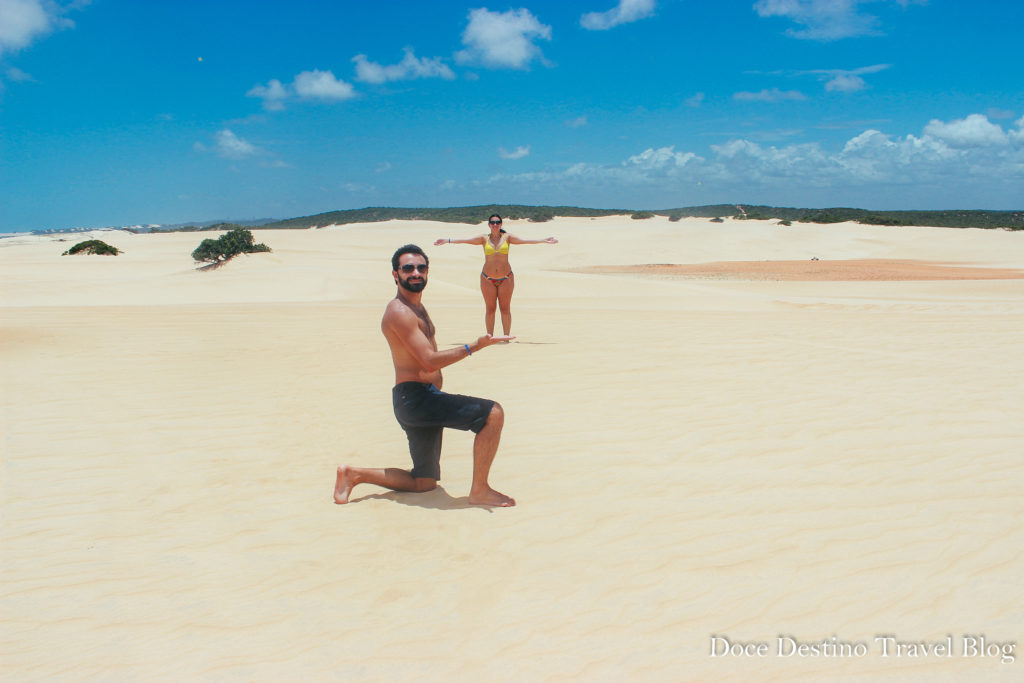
[507,235,558,245]
[434,236,486,246]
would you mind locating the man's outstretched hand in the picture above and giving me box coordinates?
[477,334,516,348]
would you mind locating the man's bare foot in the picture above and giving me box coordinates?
[468,486,516,507]
[334,465,357,504]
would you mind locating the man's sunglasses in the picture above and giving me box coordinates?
[399,264,429,273]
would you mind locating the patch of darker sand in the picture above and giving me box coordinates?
[570,259,1024,282]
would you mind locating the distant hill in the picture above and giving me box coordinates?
[44,205,1019,237]
[138,218,277,233]
[695,205,1024,230]
[260,205,628,229]
[257,205,1024,231]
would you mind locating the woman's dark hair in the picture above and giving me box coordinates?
[391,244,428,271]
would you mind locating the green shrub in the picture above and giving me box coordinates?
[191,228,272,264]
[63,239,120,256]
[630,211,655,220]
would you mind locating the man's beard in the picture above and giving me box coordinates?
[398,276,426,293]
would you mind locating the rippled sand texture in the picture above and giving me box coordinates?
[2,217,1023,681]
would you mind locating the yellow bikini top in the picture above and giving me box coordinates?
[483,236,510,256]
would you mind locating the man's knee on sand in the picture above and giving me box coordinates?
[413,477,438,493]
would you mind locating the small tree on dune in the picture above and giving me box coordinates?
[191,228,271,266]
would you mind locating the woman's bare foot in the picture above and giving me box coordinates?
[468,486,516,507]
[334,465,357,504]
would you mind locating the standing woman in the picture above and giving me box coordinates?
[434,214,557,336]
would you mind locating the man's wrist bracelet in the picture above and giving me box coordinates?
[464,343,472,355]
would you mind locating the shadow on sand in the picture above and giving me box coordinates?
[345,485,497,512]
[443,341,558,346]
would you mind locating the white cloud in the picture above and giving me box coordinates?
[568,115,588,128]
[293,69,355,100]
[0,0,88,94]
[987,108,1015,121]
[0,0,58,56]
[734,88,806,102]
[799,63,890,92]
[923,114,1009,148]
[627,146,697,170]
[4,65,32,82]
[753,0,921,41]
[455,8,552,69]
[751,63,889,94]
[213,129,259,159]
[483,112,1024,203]
[711,139,833,182]
[341,181,376,193]
[1012,116,1024,144]
[499,145,531,159]
[825,73,865,92]
[353,48,455,83]
[581,0,656,30]
[686,92,705,107]
[247,79,288,111]
[196,129,281,166]
[247,70,356,110]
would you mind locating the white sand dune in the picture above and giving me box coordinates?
[2,217,1023,680]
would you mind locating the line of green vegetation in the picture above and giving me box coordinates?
[151,205,1024,233]
[152,221,253,233]
[260,205,630,229]
[659,205,1024,230]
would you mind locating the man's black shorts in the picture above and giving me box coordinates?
[392,382,496,480]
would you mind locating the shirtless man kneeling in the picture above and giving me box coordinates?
[334,244,516,507]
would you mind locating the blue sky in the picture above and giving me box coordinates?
[1,0,1022,232]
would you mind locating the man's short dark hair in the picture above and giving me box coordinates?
[392,244,429,271]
